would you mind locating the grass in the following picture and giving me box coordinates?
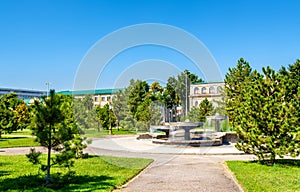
[83,128,137,138]
[0,136,40,148]
[3,129,33,136]
[0,128,137,148]
[0,129,40,148]
[0,154,153,191]
[226,159,300,192]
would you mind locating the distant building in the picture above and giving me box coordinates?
[57,88,122,107]
[189,82,225,109]
[0,87,46,100]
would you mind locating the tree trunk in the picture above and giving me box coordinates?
[109,122,113,135]
[270,153,276,165]
[46,145,51,185]
[46,125,52,185]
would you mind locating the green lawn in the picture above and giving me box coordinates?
[0,155,153,191]
[226,160,300,192]
[0,129,39,148]
[83,128,137,138]
[3,129,33,136]
[0,137,40,148]
[0,128,137,148]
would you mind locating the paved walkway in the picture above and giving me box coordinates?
[1,136,257,192]
[87,136,255,192]
[89,136,245,155]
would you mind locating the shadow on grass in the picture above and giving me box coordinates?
[0,162,12,176]
[244,159,300,166]
[0,136,28,140]
[0,173,115,191]
[0,171,10,177]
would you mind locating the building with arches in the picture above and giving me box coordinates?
[189,82,225,109]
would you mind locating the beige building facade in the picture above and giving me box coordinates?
[189,82,225,109]
[58,89,121,107]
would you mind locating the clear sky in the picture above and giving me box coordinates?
[0,0,299,91]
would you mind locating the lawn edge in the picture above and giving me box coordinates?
[113,158,154,191]
[222,161,245,192]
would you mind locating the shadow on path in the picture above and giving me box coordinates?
[0,174,115,191]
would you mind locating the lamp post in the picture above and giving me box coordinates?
[185,73,188,116]
[109,104,113,135]
[46,82,51,96]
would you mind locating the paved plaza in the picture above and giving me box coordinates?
[1,136,258,191]
[87,136,255,192]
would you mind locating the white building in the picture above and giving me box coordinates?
[0,87,46,100]
[189,82,225,109]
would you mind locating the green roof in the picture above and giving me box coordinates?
[192,81,224,85]
[23,98,31,105]
[57,88,123,96]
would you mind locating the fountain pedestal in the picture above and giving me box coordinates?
[169,122,201,140]
[150,122,223,146]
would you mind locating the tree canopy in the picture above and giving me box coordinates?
[187,98,213,122]
[0,93,30,137]
[27,90,87,185]
[224,58,253,127]
[226,59,300,163]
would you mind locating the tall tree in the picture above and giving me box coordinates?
[187,98,213,122]
[284,59,300,97]
[149,81,164,101]
[163,77,179,110]
[73,98,89,130]
[135,97,151,123]
[235,66,300,163]
[112,84,136,131]
[175,70,204,117]
[198,98,214,122]
[112,90,129,127]
[73,95,99,131]
[27,90,86,185]
[82,94,94,110]
[224,58,253,127]
[213,87,227,116]
[96,103,116,134]
[0,93,30,138]
[128,79,149,120]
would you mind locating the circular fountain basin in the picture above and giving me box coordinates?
[150,122,222,146]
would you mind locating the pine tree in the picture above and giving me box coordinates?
[27,90,86,185]
[198,98,214,122]
[96,103,116,134]
[235,67,300,163]
[128,80,149,119]
[187,98,213,122]
[224,58,253,128]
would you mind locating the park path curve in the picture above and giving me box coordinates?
[87,137,255,192]
[1,136,256,192]
[117,155,246,192]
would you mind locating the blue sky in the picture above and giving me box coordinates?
[0,0,299,91]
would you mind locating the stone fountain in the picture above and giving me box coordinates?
[150,120,224,146]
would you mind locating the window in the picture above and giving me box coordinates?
[217,86,222,93]
[194,101,199,107]
[209,86,215,94]
[194,87,199,94]
[107,96,111,101]
[101,97,106,101]
[201,87,207,94]
[94,96,99,102]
